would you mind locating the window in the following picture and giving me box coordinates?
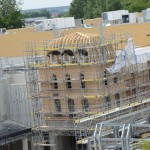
[148,61,150,67]
[114,77,118,83]
[104,79,108,85]
[52,74,58,89]
[68,99,75,112]
[105,96,111,110]
[54,99,61,112]
[115,93,120,99]
[80,73,85,88]
[104,70,107,78]
[115,93,120,107]
[131,73,135,78]
[82,98,89,112]
[132,89,136,95]
[66,74,72,88]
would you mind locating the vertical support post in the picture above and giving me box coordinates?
[147,110,150,124]
[0,58,3,79]
[97,124,103,150]
[52,24,57,39]
[126,124,131,150]
[121,124,126,150]
[22,137,28,150]
[99,23,104,44]
[93,124,98,150]
[99,23,107,61]
[88,137,91,150]
[114,126,119,138]
[49,133,56,150]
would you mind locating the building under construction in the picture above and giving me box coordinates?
[25,31,150,150]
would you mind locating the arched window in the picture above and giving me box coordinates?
[80,73,85,88]
[115,93,120,107]
[54,99,61,112]
[105,96,111,110]
[68,99,75,112]
[52,74,58,89]
[78,48,88,56]
[66,74,72,88]
[82,98,89,112]
[104,70,107,78]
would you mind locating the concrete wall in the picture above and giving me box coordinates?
[0,79,9,121]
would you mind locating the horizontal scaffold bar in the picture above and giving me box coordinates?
[75,98,150,123]
[28,59,114,68]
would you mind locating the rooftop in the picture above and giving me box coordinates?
[0,20,149,57]
[0,120,31,145]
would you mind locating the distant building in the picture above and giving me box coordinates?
[102,10,129,24]
[142,8,150,22]
[34,17,75,32]
[102,10,145,25]
[0,28,6,34]
[75,19,84,27]
[24,17,47,27]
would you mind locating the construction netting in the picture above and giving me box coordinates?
[107,38,150,73]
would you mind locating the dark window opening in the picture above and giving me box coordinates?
[131,73,135,78]
[132,89,136,95]
[54,99,61,112]
[80,73,85,88]
[148,69,150,81]
[66,74,72,88]
[82,98,89,112]
[104,79,108,85]
[104,70,107,78]
[114,77,118,83]
[68,99,75,112]
[148,61,150,67]
[105,96,111,110]
[115,93,120,107]
[81,19,83,24]
[122,15,129,23]
[52,74,58,89]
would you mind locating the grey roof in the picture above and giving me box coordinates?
[0,120,31,145]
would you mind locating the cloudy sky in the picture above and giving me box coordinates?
[21,0,72,10]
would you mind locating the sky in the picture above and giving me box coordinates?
[21,0,72,10]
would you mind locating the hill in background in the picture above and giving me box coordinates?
[22,6,70,14]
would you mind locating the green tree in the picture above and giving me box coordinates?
[121,0,150,12]
[106,0,122,11]
[92,0,101,17]
[69,0,150,19]
[22,9,51,19]
[58,11,70,18]
[83,0,93,19]
[69,0,85,19]
[0,0,24,29]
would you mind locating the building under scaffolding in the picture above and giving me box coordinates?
[25,32,150,150]
[0,57,33,150]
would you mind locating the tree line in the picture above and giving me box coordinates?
[0,0,51,29]
[22,9,51,19]
[1,0,150,29]
[0,0,24,29]
[69,0,150,19]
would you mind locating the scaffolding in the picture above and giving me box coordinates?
[25,32,150,150]
[88,107,150,149]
